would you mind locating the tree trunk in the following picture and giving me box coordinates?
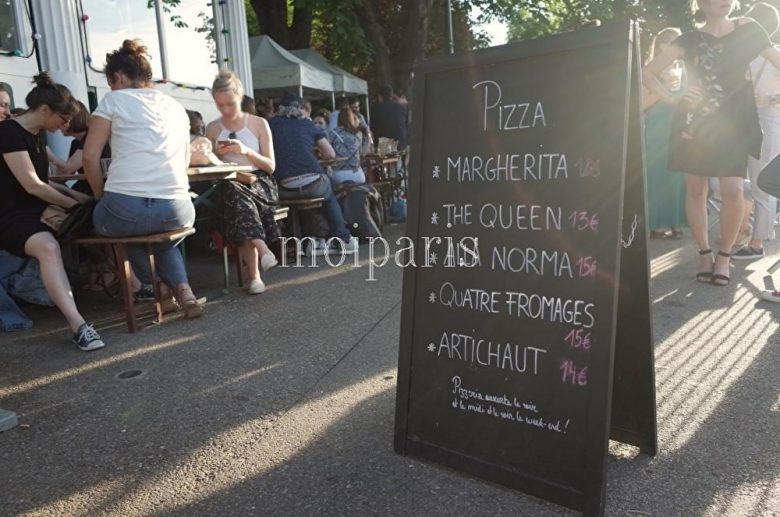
[251,0,289,47]
[396,0,434,93]
[289,3,313,49]
[352,0,394,89]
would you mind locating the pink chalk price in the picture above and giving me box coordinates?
[568,211,599,233]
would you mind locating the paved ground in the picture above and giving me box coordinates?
[0,225,778,517]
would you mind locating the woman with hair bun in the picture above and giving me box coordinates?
[643,0,780,286]
[206,70,278,295]
[0,73,105,351]
[84,39,203,318]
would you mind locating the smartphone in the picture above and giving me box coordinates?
[217,140,231,147]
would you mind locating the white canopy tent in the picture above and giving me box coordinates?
[290,48,368,96]
[291,48,370,120]
[248,35,335,102]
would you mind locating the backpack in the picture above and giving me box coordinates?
[338,184,383,239]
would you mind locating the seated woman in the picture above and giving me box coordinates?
[47,101,111,195]
[84,39,202,318]
[205,71,279,295]
[329,107,366,187]
[0,73,104,351]
[269,94,358,256]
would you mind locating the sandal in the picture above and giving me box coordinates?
[711,251,731,286]
[175,285,204,319]
[650,230,669,239]
[696,249,714,283]
[670,228,684,239]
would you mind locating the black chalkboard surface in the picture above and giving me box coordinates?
[394,21,656,517]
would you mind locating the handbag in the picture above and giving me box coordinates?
[57,199,97,241]
[40,205,68,231]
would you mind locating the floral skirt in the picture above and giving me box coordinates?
[221,179,280,244]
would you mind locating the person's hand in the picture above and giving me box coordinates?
[679,85,703,108]
[70,190,93,204]
[218,139,247,156]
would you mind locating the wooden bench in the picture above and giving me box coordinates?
[279,198,324,240]
[74,228,196,333]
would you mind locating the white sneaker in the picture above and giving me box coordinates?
[760,289,780,303]
[247,278,266,295]
[342,236,359,255]
[261,253,278,272]
[305,238,329,257]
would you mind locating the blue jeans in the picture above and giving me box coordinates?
[93,192,195,287]
[279,174,351,241]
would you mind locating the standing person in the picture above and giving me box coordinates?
[84,39,203,318]
[0,73,104,350]
[269,93,357,255]
[205,71,279,295]
[241,95,257,116]
[643,0,780,286]
[372,84,408,154]
[643,28,687,239]
[733,2,780,260]
[0,88,11,121]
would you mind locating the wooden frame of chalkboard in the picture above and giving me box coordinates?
[394,20,656,517]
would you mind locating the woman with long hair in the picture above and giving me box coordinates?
[205,71,278,295]
[643,27,687,239]
[329,107,366,187]
[0,73,104,350]
[643,0,780,286]
[84,40,203,318]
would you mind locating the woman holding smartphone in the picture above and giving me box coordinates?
[643,0,780,286]
[205,71,278,295]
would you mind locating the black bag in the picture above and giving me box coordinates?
[58,199,97,241]
[338,184,383,239]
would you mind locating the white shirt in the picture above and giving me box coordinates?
[93,88,190,199]
[751,48,780,98]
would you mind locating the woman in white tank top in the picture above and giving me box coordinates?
[205,71,278,295]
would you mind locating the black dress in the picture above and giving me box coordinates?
[669,22,772,177]
[0,120,52,256]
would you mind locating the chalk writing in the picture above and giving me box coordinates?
[472,80,547,132]
[568,211,600,233]
[575,256,598,278]
[563,328,592,350]
[491,247,573,278]
[451,376,570,434]
[435,332,547,374]
[560,360,589,386]
[575,157,601,178]
[446,153,567,182]
[505,291,596,328]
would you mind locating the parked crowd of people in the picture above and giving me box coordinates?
[643,0,780,299]
[0,38,409,351]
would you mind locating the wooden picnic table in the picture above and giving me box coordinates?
[48,164,256,184]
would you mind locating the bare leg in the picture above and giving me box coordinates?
[24,232,86,332]
[684,174,713,275]
[240,241,261,281]
[251,238,271,258]
[713,177,744,283]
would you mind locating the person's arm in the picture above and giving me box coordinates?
[50,149,84,175]
[49,181,91,203]
[2,151,77,208]
[761,46,780,71]
[643,44,686,105]
[316,136,336,160]
[83,116,111,198]
[46,146,67,169]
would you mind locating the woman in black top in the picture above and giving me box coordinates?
[643,0,780,286]
[0,73,104,351]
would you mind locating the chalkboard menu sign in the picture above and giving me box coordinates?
[394,21,656,517]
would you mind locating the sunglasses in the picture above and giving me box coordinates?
[228,132,237,139]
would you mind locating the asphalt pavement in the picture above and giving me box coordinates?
[0,225,778,516]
